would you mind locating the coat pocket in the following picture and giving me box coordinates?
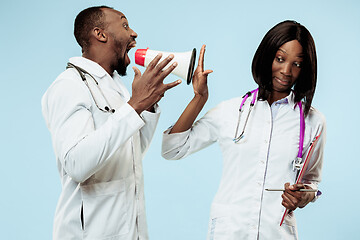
[280,211,298,240]
[81,179,129,239]
[207,216,230,240]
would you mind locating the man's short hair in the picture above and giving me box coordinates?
[74,6,113,51]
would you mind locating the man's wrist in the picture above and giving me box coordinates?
[128,98,144,115]
[146,105,155,113]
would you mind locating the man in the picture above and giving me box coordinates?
[42,6,181,240]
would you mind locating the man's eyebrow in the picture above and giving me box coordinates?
[121,15,127,20]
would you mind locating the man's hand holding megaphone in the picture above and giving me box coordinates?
[128,53,181,114]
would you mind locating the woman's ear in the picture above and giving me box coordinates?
[92,27,107,43]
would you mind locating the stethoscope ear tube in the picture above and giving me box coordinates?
[67,62,89,82]
[233,89,305,165]
[66,62,115,113]
[233,89,259,143]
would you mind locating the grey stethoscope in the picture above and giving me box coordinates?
[66,62,116,113]
[233,88,305,172]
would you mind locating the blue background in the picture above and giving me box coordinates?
[1,0,359,239]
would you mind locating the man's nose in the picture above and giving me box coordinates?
[130,28,138,39]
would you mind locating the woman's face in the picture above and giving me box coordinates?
[271,40,303,93]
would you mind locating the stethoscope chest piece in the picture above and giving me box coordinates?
[293,157,303,171]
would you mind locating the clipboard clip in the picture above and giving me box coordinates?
[292,157,303,171]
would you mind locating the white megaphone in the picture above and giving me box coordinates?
[135,48,196,84]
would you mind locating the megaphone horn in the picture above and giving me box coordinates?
[135,48,196,85]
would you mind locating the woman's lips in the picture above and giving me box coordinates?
[274,76,291,86]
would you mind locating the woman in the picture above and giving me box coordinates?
[162,20,326,239]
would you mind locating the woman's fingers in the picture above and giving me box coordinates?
[197,44,206,71]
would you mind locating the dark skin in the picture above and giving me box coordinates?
[83,8,181,114]
[268,40,302,105]
[282,183,314,211]
[169,45,212,134]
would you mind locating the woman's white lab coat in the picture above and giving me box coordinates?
[162,92,326,240]
[42,57,159,240]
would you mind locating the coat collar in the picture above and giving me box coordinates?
[271,91,299,111]
[274,91,294,105]
[69,57,110,79]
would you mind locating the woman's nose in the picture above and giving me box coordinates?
[281,63,292,77]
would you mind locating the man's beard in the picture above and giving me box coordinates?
[112,33,128,76]
[116,56,127,76]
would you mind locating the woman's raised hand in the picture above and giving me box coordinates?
[192,45,213,98]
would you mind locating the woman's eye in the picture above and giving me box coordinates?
[276,56,284,62]
[294,62,302,68]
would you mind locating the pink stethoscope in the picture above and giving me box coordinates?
[233,88,305,171]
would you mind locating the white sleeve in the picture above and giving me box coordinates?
[161,103,223,160]
[301,110,326,201]
[42,77,145,183]
[139,104,161,155]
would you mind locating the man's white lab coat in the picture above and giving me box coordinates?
[42,57,159,240]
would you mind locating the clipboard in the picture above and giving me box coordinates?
[279,132,322,226]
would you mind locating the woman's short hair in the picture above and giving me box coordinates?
[252,20,317,115]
